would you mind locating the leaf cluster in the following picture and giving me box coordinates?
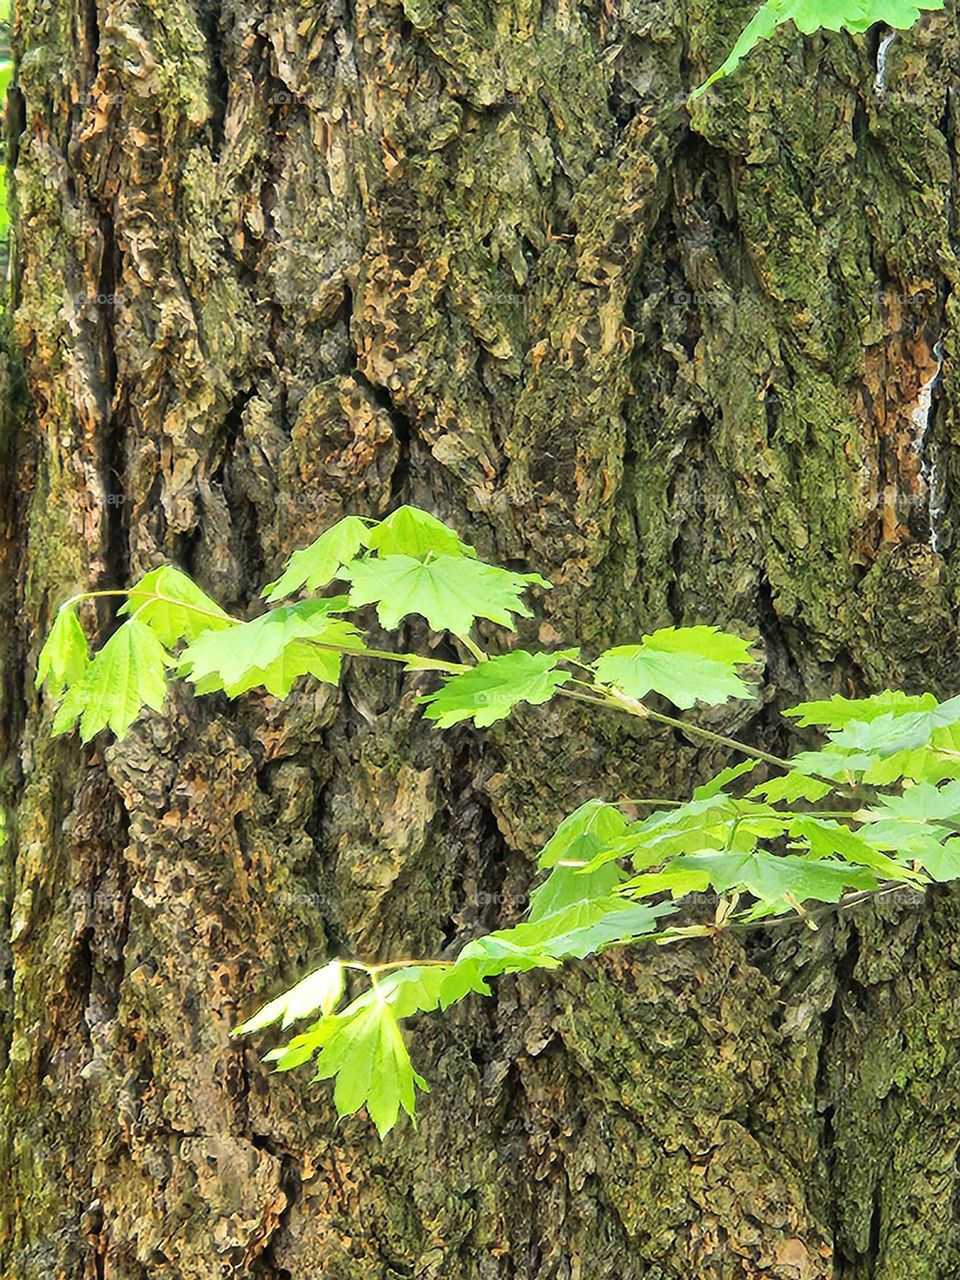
[36,507,960,1137]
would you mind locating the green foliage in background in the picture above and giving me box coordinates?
[37,507,960,1136]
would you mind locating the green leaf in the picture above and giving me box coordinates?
[528,861,625,921]
[785,690,938,729]
[221,640,344,699]
[262,1019,338,1072]
[580,794,740,873]
[439,896,670,1006]
[343,554,550,635]
[693,758,760,799]
[419,649,575,728]
[180,599,361,694]
[880,780,960,822]
[263,516,371,603]
[256,962,450,1085]
[234,961,345,1034]
[364,505,477,559]
[52,618,170,742]
[788,817,923,882]
[857,817,952,851]
[823,697,960,758]
[692,0,785,96]
[593,626,754,710]
[313,998,429,1137]
[621,864,715,899]
[861,745,960,786]
[538,799,629,869]
[692,0,944,98]
[119,565,234,646]
[478,898,666,960]
[644,849,878,905]
[855,819,960,882]
[373,966,451,1018]
[749,772,833,804]
[830,712,951,755]
[903,839,960,882]
[36,607,89,699]
[791,749,880,780]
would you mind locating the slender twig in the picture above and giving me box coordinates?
[557,688,616,710]
[342,958,452,975]
[615,797,684,807]
[307,641,468,674]
[576,679,881,804]
[642,704,795,771]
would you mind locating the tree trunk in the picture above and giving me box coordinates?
[3,1,959,1276]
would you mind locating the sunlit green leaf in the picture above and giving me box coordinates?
[420,649,575,728]
[694,758,760,799]
[235,961,345,1033]
[637,848,878,904]
[866,780,960,823]
[364,505,477,559]
[785,690,938,729]
[53,619,169,742]
[593,626,754,709]
[579,794,740,873]
[439,896,670,1006]
[828,697,960,756]
[263,516,371,602]
[36,606,89,699]
[788,817,923,882]
[313,998,429,1137]
[528,861,625,921]
[180,599,361,694]
[217,640,343,699]
[538,799,629,869]
[343,554,550,635]
[856,818,960,882]
[749,771,833,804]
[119,565,234,646]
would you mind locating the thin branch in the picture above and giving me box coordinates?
[615,797,683,807]
[642,704,795,771]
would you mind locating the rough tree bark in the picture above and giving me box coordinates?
[1,0,959,1276]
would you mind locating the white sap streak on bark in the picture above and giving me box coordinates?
[875,30,898,94]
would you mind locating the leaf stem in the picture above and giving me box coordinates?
[558,688,619,710]
[457,634,488,662]
[342,958,452,975]
[368,959,452,973]
[615,797,684,807]
[584,681,796,771]
[644,706,795,770]
[307,641,469,674]
[64,588,237,624]
[729,881,925,933]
